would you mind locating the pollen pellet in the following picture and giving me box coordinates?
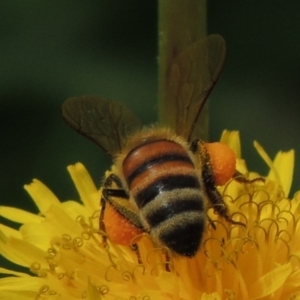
[205,142,236,185]
[104,204,143,246]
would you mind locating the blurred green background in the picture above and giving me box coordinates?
[1,0,300,219]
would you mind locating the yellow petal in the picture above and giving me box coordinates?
[284,269,300,293]
[201,293,221,300]
[24,179,61,213]
[0,291,36,300]
[67,163,99,212]
[220,130,241,158]
[0,277,45,296]
[17,204,84,252]
[0,231,47,268]
[270,149,294,196]
[0,224,22,239]
[249,263,293,298]
[254,140,282,184]
[255,141,295,197]
[87,280,101,300]
[19,222,55,251]
[0,206,43,224]
[0,267,30,277]
[42,205,83,236]
[61,200,93,220]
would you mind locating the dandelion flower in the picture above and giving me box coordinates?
[1,131,300,299]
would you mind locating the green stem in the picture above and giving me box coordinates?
[158,0,207,131]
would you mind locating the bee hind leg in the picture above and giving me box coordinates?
[100,173,129,246]
[194,138,246,228]
[208,171,263,228]
[130,243,142,264]
[207,215,217,230]
[99,195,108,246]
[100,173,144,265]
[233,170,265,184]
[206,186,246,228]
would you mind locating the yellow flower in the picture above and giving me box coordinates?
[0,131,300,299]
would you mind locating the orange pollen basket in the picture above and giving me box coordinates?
[104,204,143,246]
[205,142,236,186]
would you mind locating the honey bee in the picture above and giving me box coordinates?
[62,35,245,257]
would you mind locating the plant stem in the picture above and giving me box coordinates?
[158,0,207,136]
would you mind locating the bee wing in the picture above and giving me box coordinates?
[170,34,226,141]
[62,96,142,156]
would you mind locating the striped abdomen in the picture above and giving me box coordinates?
[122,139,206,257]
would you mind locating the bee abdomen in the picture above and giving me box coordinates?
[122,139,206,256]
[141,188,206,257]
[123,139,198,204]
[142,188,204,227]
[156,211,205,257]
[123,139,195,187]
[135,174,200,209]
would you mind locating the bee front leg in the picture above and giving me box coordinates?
[103,173,125,189]
[102,173,129,202]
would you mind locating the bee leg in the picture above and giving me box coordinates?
[131,243,142,264]
[206,186,246,227]
[207,215,217,230]
[104,173,125,189]
[198,140,246,227]
[103,188,128,199]
[99,195,108,246]
[233,170,265,184]
[102,173,129,202]
[190,138,200,153]
[165,251,171,272]
[100,173,144,265]
[100,173,129,246]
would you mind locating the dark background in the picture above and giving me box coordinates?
[1,1,300,219]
